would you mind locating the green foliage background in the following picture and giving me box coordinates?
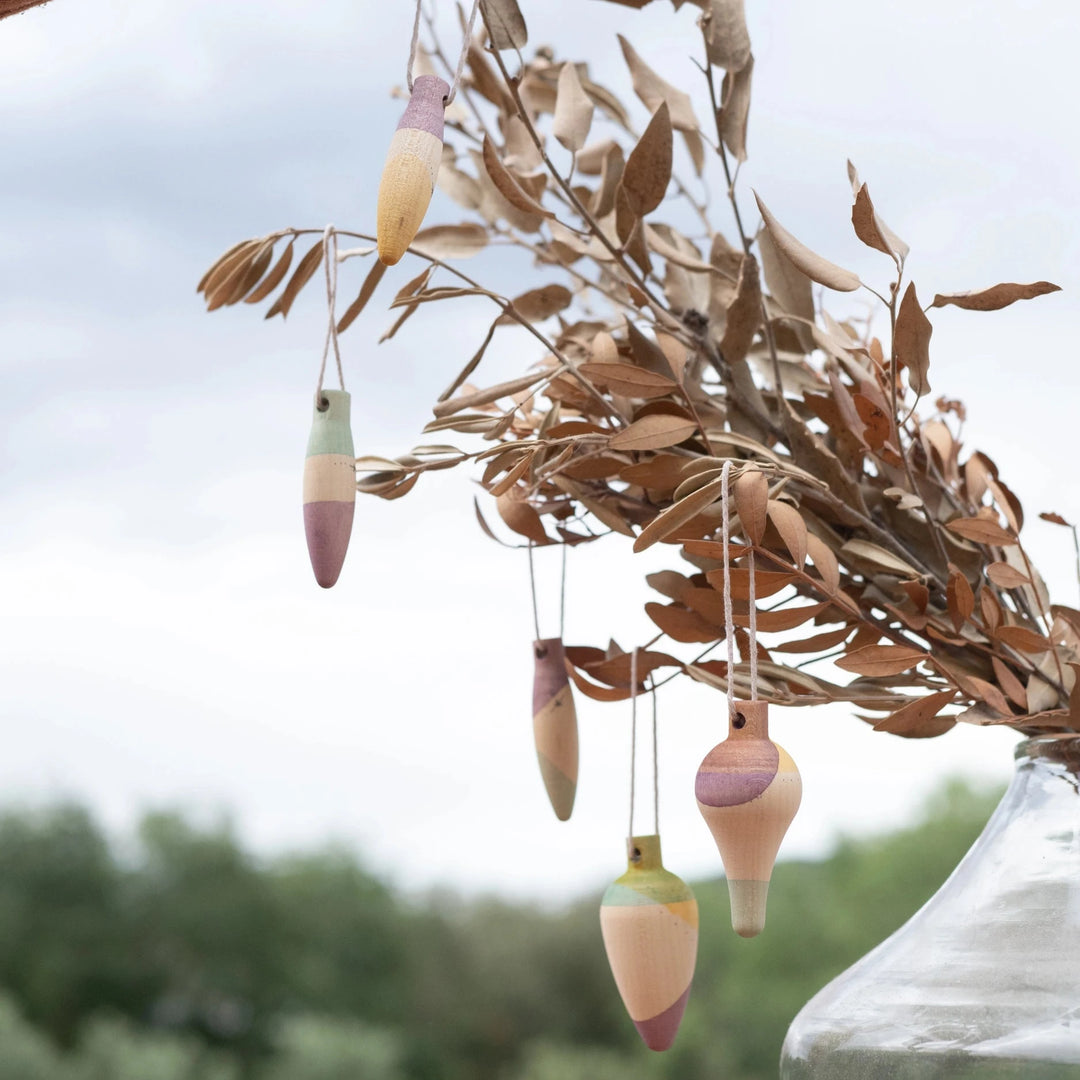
[0,782,998,1080]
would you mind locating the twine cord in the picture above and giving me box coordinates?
[407,0,481,106]
[628,646,638,848]
[315,225,344,406]
[527,541,541,642]
[650,674,659,836]
[719,461,761,714]
[748,547,759,701]
[559,542,567,639]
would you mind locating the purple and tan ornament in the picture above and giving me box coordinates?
[376,74,450,266]
[600,835,698,1052]
[532,637,578,821]
[695,700,801,937]
[303,389,355,588]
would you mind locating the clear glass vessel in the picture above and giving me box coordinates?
[781,735,1080,1079]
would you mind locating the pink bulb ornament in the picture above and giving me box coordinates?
[532,638,578,821]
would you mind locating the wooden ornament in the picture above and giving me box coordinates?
[532,637,578,821]
[599,835,698,1052]
[376,74,449,266]
[303,389,355,588]
[695,700,801,938]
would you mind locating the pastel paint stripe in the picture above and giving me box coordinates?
[377,75,449,266]
[303,390,355,589]
[532,638,578,821]
[600,836,697,1053]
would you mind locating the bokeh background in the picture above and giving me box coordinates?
[0,0,1077,1076]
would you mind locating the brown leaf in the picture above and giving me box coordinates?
[946,569,975,632]
[719,253,762,364]
[850,182,908,261]
[633,474,726,552]
[986,561,1031,589]
[705,568,797,600]
[894,281,932,397]
[495,492,548,544]
[433,370,548,418]
[244,239,295,304]
[980,589,1003,632]
[733,601,833,633]
[767,499,807,569]
[839,538,920,578]
[592,142,625,218]
[645,601,720,644]
[872,690,957,738]
[336,257,387,333]
[757,225,814,324]
[837,644,930,677]
[994,625,1052,654]
[992,656,1028,711]
[701,0,751,70]
[412,222,491,259]
[772,625,854,654]
[619,102,672,217]
[265,239,322,319]
[946,516,1017,546]
[754,192,860,292]
[931,281,1061,312]
[617,36,698,132]
[717,54,753,162]
[1040,511,1072,527]
[733,465,768,544]
[619,454,690,490]
[646,570,692,602]
[805,533,841,595]
[552,61,594,152]
[609,413,697,451]
[498,284,573,324]
[584,649,681,687]
[480,0,527,50]
[200,238,262,298]
[488,450,535,497]
[577,362,678,399]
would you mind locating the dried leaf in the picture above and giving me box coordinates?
[931,281,1061,312]
[717,54,753,162]
[705,568,797,600]
[617,35,698,132]
[946,569,975,631]
[645,601,720,644]
[772,625,854,654]
[336,258,387,333]
[894,281,932,397]
[767,499,807,569]
[265,239,322,319]
[609,413,697,451]
[619,102,672,217]
[498,284,573,324]
[757,225,814,324]
[433,370,549,418]
[480,135,553,220]
[992,656,1028,711]
[553,62,594,152]
[946,517,1017,546]
[805,533,841,594]
[754,193,860,292]
[646,570,692,602]
[496,492,548,544]
[733,465,768,544]
[994,625,1052,654]
[872,690,956,738]
[837,645,930,677]
[244,239,294,304]
[850,182,908,261]
[986,562,1031,589]
[480,0,527,50]
[839,539,920,578]
[701,0,751,70]
[633,474,726,552]
[412,223,491,259]
[577,362,678,398]
[733,601,833,633]
[719,253,762,364]
[1040,511,1072,527]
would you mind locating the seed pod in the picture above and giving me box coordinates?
[376,75,449,266]
[600,835,698,1051]
[695,700,801,937]
[532,637,578,821]
[303,390,355,588]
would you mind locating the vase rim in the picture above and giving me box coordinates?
[1015,731,1080,769]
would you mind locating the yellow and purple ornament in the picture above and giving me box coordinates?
[600,835,698,1052]
[532,637,578,821]
[376,74,449,266]
[302,389,355,588]
[695,699,801,937]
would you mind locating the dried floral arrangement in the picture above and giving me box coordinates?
[199,0,1076,741]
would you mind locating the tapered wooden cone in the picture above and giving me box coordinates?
[695,700,801,937]
[376,74,449,266]
[600,835,698,1052]
[303,390,355,588]
[532,638,578,821]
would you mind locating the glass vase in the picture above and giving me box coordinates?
[781,734,1080,1079]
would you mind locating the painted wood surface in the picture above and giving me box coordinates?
[600,835,698,1052]
[376,75,449,266]
[695,700,801,937]
[532,637,578,821]
[303,390,355,589]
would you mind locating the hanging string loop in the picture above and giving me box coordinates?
[406,0,482,106]
[315,225,345,408]
[720,461,761,716]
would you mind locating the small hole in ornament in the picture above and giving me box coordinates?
[630,846,642,863]
[733,712,747,729]
[534,645,548,660]
[316,395,330,413]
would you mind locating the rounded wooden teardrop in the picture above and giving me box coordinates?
[599,835,698,1052]
[376,74,449,266]
[694,700,801,938]
[303,389,355,588]
[532,637,579,821]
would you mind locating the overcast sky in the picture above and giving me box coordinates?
[1,0,1077,902]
